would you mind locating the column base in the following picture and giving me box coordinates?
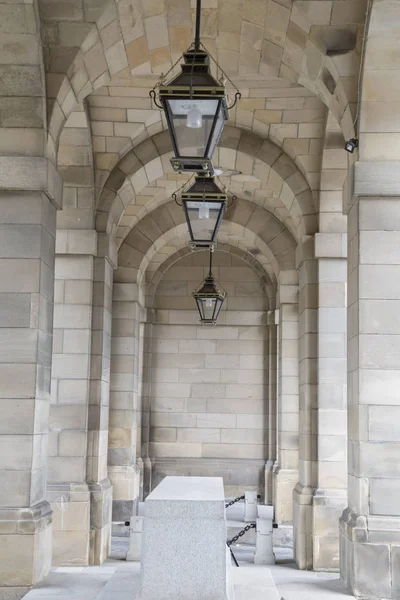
[340,508,400,599]
[264,459,274,505]
[294,485,347,571]
[89,479,113,565]
[47,483,90,567]
[313,488,347,571]
[0,502,52,588]
[293,482,313,570]
[108,465,141,521]
[273,466,298,524]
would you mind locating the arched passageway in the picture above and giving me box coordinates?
[1,1,400,600]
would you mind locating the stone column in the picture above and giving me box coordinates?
[265,310,277,505]
[293,243,318,569]
[48,230,97,566]
[0,162,62,591]
[313,240,347,571]
[87,234,116,564]
[340,195,400,598]
[273,279,299,525]
[294,239,347,570]
[137,321,146,500]
[109,283,144,521]
[141,319,154,498]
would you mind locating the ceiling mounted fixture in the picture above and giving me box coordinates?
[150,0,240,175]
[192,250,227,325]
[173,173,236,250]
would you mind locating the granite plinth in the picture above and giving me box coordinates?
[136,476,233,600]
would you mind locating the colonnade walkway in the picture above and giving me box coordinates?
[22,540,354,600]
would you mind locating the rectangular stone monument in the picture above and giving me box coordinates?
[136,476,234,600]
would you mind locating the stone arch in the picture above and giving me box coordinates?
[47,0,365,157]
[97,128,316,242]
[114,199,296,287]
[145,242,277,310]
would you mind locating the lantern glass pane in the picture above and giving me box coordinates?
[208,103,226,158]
[184,200,224,243]
[167,99,219,158]
[197,297,218,322]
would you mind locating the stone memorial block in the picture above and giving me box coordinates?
[136,476,234,600]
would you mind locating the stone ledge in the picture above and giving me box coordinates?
[0,501,52,535]
[0,156,63,209]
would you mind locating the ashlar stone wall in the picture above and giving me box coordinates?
[144,251,270,498]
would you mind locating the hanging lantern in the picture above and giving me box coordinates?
[150,0,240,174]
[175,174,227,248]
[193,251,227,325]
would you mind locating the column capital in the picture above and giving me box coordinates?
[56,229,97,256]
[277,283,299,306]
[295,236,315,268]
[0,155,63,209]
[314,233,347,259]
[97,232,118,269]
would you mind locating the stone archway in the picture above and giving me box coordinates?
[96,128,316,243]
[48,0,365,160]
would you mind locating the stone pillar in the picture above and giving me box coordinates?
[265,310,277,505]
[273,279,299,524]
[313,243,347,571]
[109,283,143,521]
[87,234,116,564]
[141,319,154,498]
[294,239,347,571]
[137,321,146,500]
[340,196,400,598]
[0,164,62,592]
[293,243,318,569]
[48,230,97,566]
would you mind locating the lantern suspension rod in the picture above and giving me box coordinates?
[208,250,213,277]
[195,0,201,51]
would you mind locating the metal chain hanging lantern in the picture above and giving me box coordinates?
[192,250,227,325]
[150,0,240,174]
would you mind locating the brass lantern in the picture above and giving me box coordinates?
[193,251,227,325]
[150,0,240,174]
[180,174,227,248]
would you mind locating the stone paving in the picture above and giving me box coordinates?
[21,538,354,600]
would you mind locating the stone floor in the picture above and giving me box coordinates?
[22,538,355,600]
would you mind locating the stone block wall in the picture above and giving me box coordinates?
[143,251,270,498]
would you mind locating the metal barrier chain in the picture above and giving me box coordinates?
[227,523,256,547]
[225,495,244,508]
